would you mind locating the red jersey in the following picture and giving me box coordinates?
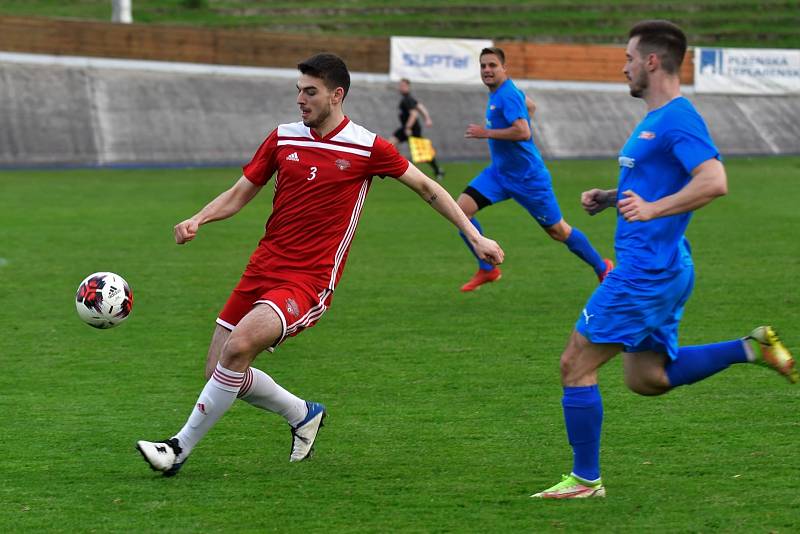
[242,117,409,293]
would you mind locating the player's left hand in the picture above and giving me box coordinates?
[474,236,505,265]
[465,124,489,139]
[581,188,613,215]
[174,218,199,244]
[618,189,657,222]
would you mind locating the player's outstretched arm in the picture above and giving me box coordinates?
[581,188,618,216]
[174,175,263,244]
[396,163,505,265]
[618,158,727,222]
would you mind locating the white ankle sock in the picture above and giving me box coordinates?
[741,337,758,362]
[238,367,307,427]
[173,363,244,461]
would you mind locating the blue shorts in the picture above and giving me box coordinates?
[468,167,562,227]
[575,265,695,360]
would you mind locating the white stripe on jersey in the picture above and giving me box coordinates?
[277,122,311,138]
[277,139,371,157]
[328,179,369,290]
[276,120,377,153]
[331,121,377,148]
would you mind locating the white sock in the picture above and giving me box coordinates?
[742,337,757,362]
[238,367,307,427]
[173,363,244,461]
[572,472,602,485]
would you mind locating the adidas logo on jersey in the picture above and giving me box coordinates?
[286,152,300,162]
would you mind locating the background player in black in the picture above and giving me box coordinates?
[389,78,445,181]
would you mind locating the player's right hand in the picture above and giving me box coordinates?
[581,189,612,216]
[475,236,505,266]
[174,219,199,244]
[464,124,489,139]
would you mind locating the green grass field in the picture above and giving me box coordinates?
[2,0,799,47]
[1,157,799,532]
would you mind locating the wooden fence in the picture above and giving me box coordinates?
[0,16,389,72]
[0,15,694,83]
[497,41,694,84]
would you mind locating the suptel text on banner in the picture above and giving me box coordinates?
[390,36,493,85]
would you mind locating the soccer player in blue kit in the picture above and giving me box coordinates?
[457,47,612,292]
[532,20,797,499]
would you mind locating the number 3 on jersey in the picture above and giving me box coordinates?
[307,166,318,181]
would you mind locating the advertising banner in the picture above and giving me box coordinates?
[390,36,493,84]
[695,47,800,95]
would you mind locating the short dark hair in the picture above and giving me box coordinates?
[400,78,411,84]
[297,53,351,97]
[480,47,506,65]
[628,20,687,74]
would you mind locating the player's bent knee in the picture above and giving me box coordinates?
[624,374,670,396]
[205,326,229,379]
[559,352,587,384]
[559,353,572,379]
[545,221,571,242]
[220,335,266,371]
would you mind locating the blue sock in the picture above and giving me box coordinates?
[564,228,605,275]
[459,217,493,271]
[665,339,749,387]
[562,385,603,482]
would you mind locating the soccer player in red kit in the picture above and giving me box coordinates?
[136,53,505,476]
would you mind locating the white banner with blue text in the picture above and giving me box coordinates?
[695,47,800,95]
[390,36,493,84]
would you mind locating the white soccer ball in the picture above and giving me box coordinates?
[75,272,134,329]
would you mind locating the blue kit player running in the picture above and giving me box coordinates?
[532,20,797,499]
[458,46,612,292]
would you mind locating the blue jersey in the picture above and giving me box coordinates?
[486,79,547,181]
[615,97,719,276]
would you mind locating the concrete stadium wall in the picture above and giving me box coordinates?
[1,58,798,168]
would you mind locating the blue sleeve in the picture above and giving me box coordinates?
[501,88,528,125]
[666,111,720,173]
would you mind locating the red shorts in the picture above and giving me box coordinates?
[217,272,332,348]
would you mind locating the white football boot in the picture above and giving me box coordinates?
[290,401,327,462]
[136,438,185,476]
